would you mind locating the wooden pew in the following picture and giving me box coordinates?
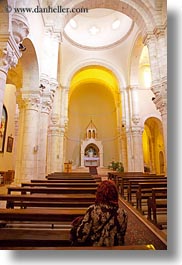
[0,194,96,209]
[0,226,155,250]
[136,182,167,211]
[46,172,93,180]
[48,172,91,176]
[126,178,167,203]
[46,175,94,180]
[147,187,167,228]
[0,208,86,222]
[0,228,71,247]
[7,186,97,195]
[119,175,166,197]
[21,182,98,188]
[31,179,97,183]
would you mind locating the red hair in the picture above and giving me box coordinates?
[95,180,118,207]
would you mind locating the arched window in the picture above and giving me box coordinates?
[0,106,8,153]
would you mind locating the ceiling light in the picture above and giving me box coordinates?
[69,19,77,29]
[89,26,99,35]
[112,19,120,30]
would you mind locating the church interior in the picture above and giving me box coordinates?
[0,0,167,250]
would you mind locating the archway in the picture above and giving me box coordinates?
[65,65,121,169]
[142,117,165,174]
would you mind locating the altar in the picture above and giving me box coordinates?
[80,120,103,168]
[84,157,100,167]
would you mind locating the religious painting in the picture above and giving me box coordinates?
[6,136,14,153]
[0,106,7,153]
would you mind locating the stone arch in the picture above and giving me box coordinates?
[65,59,125,90]
[20,38,39,90]
[130,34,144,86]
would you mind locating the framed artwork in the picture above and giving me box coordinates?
[0,106,7,153]
[7,136,13,153]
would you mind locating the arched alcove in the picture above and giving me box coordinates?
[65,65,121,168]
[143,117,165,174]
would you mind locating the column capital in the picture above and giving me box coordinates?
[142,31,156,46]
[17,90,41,111]
[11,13,29,44]
[153,93,167,116]
[39,74,57,112]
[131,126,144,135]
[153,25,166,40]
[0,43,18,74]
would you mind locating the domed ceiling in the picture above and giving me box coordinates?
[64,8,134,49]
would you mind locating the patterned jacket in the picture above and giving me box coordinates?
[76,203,128,246]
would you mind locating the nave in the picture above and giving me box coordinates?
[0,171,167,250]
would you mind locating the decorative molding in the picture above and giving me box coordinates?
[132,115,140,125]
[51,113,59,125]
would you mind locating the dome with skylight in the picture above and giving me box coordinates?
[64,8,134,49]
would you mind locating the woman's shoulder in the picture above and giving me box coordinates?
[117,207,127,215]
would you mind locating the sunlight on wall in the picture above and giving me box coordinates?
[142,129,150,166]
[143,66,151,88]
[139,46,151,89]
[69,66,118,98]
[143,118,166,174]
[66,65,121,167]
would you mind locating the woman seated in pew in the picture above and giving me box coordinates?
[70,180,128,246]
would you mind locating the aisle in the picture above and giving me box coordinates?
[119,197,167,250]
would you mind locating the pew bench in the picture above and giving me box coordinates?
[7,186,97,195]
[147,187,167,229]
[0,208,86,223]
[46,174,94,180]
[136,182,167,212]
[0,226,155,250]
[31,179,97,183]
[0,194,95,208]
[126,178,167,203]
[0,228,71,247]
[119,175,166,197]
[21,182,98,188]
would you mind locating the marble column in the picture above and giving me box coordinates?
[120,125,128,172]
[126,128,134,171]
[15,91,41,183]
[130,86,140,125]
[130,86,144,172]
[131,126,144,172]
[47,114,63,174]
